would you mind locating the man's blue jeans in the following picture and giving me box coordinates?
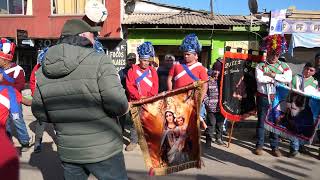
[6,104,30,145]
[256,95,279,149]
[62,152,128,180]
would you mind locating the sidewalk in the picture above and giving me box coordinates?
[17,105,320,180]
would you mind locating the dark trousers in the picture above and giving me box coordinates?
[62,152,128,180]
[206,112,224,140]
[119,111,137,144]
[256,95,279,149]
[35,120,47,146]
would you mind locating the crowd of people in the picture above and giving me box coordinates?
[0,18,320,180]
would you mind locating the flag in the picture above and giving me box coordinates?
[264,84,320,144]
[130,82,204,175]
[220,51,262,121]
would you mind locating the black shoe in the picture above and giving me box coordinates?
[205,136,213,148]
[34,144,42,153]
[299,145,309,154]
[288,150,298,158]
[223,131,228,136]
[21,143,32,152]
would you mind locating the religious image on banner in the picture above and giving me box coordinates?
[264,84,320,144]
[220,51,262,121]
[130,82,203,175]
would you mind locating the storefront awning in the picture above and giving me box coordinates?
[288,33,320,56]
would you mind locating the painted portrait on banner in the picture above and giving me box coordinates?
[130,83,202,175]
[265,84,320,144]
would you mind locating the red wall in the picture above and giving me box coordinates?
[0,0,121,38]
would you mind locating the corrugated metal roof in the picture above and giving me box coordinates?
[288,10,320,20]
[123,12,264,26]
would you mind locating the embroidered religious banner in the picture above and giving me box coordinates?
[264,84,320,144]
[130,82,204,175]
[220,51,263,121]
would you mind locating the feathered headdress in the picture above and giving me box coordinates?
[137,41,155,60]
[179,33,202,53]
[261,34,287,55]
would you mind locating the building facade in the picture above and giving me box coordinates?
[122,0,267,68]
[0,0,122,81]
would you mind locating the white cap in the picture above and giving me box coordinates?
[85,0,108,23]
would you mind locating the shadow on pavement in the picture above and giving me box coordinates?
[201,144,298,180]
[127,170,276,180]
[26,142,63,180]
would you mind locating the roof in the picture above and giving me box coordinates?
[136,0,206,13]
[123,12,264,26]
[287,10,320,20]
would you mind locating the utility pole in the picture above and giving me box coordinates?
[210,0,214,18]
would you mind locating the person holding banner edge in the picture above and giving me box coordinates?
[288,62,319,157]
[126,42,159,151]
[167,34,208,130]
[313,53,320,159]
[254,34,292,157]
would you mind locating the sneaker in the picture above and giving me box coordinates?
[254,147,263,155]
[20,136,35,152]
[20,143,32,152]
[271,149,282,157]
[125,143,137,151]
[215,138,225,146]
[288,150,298,158]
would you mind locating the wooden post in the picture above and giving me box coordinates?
[227,121,235,148]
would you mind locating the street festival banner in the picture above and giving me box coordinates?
[220,51,263,121]
[130,82,204,175]
[264,84,320,144]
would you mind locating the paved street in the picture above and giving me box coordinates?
[16,105,320,180]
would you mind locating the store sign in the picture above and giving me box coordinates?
[106,40,127,72]
[34,39,58,48]
[225,41,259,51]
[283,20,320,34]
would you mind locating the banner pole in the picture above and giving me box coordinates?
[227,121,235,148]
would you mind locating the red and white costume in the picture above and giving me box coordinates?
[0,63,25,92]
[126,64,159,101]
[29,63,41,96]
[0,88,22,127]
[169,62,208,89]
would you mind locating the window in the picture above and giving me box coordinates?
[0,0,32,15]
[52,0,104,15]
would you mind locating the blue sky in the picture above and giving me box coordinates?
[151,0,320,15]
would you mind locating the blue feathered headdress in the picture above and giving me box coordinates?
[179,34,202,53]
[37,47,48,64]
[137,42,155,60]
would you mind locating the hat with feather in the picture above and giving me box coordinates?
[179,33,202,53]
